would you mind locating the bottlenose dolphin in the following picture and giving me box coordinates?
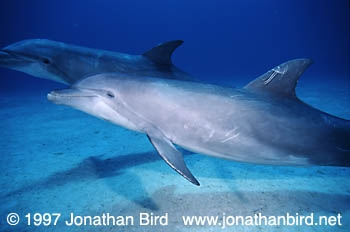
[47,59,350,185]
[0,39,192,85]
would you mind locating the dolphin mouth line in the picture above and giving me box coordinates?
[0,49,8,54]
[0,49,36,65]
[1,49,24,59]
[48,89,97,98]
[48,93,96,98]
[0,50,9,59]
[1,49,44,63]
[0,50,12,59]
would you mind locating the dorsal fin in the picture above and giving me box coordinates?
[142,40,183,65]
[244,59,313,98]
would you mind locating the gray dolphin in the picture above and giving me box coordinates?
[47,59,350,185]
[0,39,192,85]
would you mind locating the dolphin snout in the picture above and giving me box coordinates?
[0,48,33,67]
[0,50,9,57]
[47,90,67,104]
[47,89,77,100]
[47,88,97,105]
[0,50,12,65]
[47,90,60,102]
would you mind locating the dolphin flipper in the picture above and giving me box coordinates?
[146,133,200,186]
[142,40,184,65]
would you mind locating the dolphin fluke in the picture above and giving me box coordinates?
[244,58,313,98]
[142,40,184,65]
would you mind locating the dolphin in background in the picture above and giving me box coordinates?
[0,39,192,85]
[47,59,350,185]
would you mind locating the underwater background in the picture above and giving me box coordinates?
[0,0,349,231]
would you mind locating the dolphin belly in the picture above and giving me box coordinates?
[154,99,313,166]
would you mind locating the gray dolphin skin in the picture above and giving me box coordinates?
[47,59,350,185]
[0,39,192,85]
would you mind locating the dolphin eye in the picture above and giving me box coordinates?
[106,92,115,98]
[42,58,51,64]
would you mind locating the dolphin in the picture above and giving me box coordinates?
[0,39,192,85]
[47,59,350,185]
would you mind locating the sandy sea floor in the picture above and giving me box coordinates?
[0,77,349,232]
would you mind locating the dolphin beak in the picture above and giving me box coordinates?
[47,88,97,105]
[0,50,12,66]
[0,49,33,67]
[0,50,9,58]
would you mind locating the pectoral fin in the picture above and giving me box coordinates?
[147,134,200,186]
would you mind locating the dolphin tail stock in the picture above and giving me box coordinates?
[245,59,350,167]
[142,40,184,65]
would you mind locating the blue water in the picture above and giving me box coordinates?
[0,0,348,91]
[0,1,349,231]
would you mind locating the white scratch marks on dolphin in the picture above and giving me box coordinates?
[225,127,238,136]
[221,133,240,143]
[264,71,277,85]
[208,130,215,139]
[264,65,288,85]
[220,126,240,143]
